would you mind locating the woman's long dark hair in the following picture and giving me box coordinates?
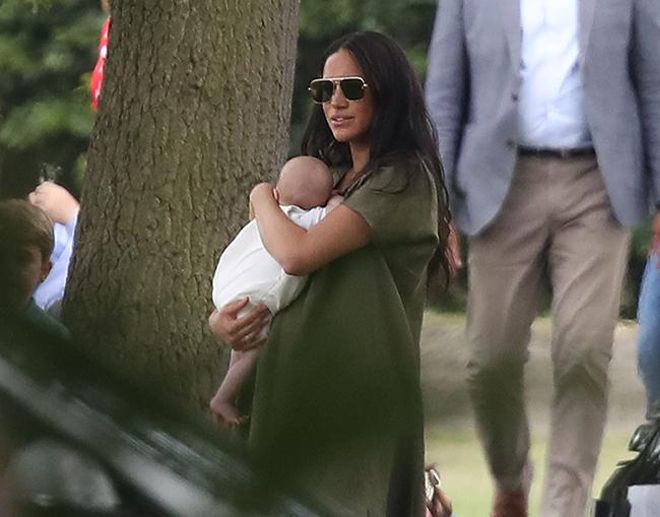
[301,31,452,283]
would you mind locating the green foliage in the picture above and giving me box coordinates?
[0,0,103,198]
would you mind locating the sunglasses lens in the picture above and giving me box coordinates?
[309,80,333,103]
[340,78,365,101]
[309,77,366,103]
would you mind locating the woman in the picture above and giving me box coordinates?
[210,31,451,516]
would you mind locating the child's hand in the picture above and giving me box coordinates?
[325,194,344,213]
[28,182,80,224]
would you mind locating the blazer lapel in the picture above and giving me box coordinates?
[579,0,596,65]
[498,0,522,68]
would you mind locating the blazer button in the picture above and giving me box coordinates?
[506,139,516,149]
[511,93,519,101]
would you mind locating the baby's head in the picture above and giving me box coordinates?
[275,156,332,210]
[0,199,54,312]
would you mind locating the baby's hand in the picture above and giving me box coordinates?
[325,193,344,213]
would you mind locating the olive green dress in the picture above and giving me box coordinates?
[249,156,439,516]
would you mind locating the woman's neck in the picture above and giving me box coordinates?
[349,141,370,175]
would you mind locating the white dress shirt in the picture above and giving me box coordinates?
[212,204,327,316]
[518,0,592,149]
[33,213,78,317]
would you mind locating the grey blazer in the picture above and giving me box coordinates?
[425,0,660,236]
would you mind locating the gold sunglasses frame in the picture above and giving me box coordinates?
[307,76,369,104]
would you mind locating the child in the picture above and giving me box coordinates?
[28,181,80,317]
[210,156,341,425]
[0,199,68,340]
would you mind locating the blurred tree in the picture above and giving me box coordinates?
[0,0,102,199]
[63,0,299,413]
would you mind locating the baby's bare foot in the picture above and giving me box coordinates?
[209,398,246,427]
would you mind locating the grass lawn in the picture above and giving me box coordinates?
[420,312,644,516]
[424,424,636,516]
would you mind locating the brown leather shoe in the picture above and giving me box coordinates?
[491,489,527,517]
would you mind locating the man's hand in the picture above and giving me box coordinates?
[447,222,463,276]
[28,182,80,224]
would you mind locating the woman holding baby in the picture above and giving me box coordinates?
[210,31,451,516]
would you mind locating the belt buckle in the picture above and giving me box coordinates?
[558,148,571,159]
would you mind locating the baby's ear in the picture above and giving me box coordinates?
[273,188,280,202]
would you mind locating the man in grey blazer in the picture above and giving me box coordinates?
[425,1,660,516]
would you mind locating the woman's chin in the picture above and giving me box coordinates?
[330,131,350,143]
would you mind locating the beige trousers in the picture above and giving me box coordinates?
[467,156,630,517]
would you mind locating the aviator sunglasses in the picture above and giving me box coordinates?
[308,76,369,103]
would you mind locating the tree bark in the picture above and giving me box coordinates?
[63,0,299,414]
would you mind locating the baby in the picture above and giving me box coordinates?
[210,156,341,425]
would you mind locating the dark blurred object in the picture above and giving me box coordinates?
[594,421,660,516]
[2,439,121,516]
[0,316,327,516]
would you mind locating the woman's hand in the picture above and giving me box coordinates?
[424,466,453,517]
[208,298,271,351]
[249,182,276,209]
[248,183,278,220]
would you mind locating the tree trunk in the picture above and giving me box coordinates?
[63,1,299,414]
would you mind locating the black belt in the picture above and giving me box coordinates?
[518,146,595,159]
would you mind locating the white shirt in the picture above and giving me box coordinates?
[212,205,327,315]
[518,0,592,149]
[33,213,78,317]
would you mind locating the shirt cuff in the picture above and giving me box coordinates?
[65,211,79,236]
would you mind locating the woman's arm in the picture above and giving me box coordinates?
[250,183,371,276]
